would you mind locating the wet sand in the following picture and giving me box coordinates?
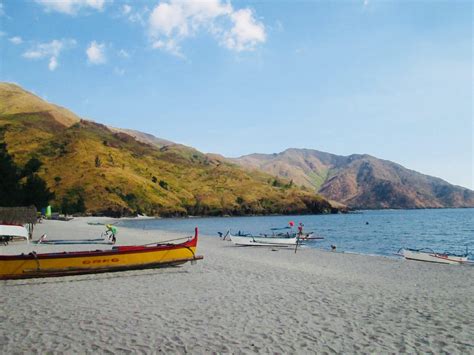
[1,218,473,353]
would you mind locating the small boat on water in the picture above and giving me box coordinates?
[398,248,469,265]
[0,227,203,280]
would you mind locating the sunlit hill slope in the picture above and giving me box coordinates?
[0,83,338,216]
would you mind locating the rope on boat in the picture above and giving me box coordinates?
[29,251,40,271]
[142,236,193,246]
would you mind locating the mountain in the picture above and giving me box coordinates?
[232,148,474,209]
[0,82,80,127]
[0,83,338,216]
[108,126,174,148]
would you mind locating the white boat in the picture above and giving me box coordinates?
[399,248,469,265]
[0,224,29,243]
[261,231,324,241]
[229,233,300,247]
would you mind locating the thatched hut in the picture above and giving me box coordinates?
[0,206,37,239]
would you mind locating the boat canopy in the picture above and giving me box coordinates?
[0,224,29,239]
[0,206,37,240]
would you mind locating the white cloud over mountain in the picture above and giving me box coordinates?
[23,39,76,71]
[148,0,266,56]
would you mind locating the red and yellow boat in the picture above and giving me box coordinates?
[0,227,203,280]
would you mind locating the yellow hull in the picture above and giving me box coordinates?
[0,235,201,280]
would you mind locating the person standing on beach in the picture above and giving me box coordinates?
[297,223,304,237]
[105,224,117,244]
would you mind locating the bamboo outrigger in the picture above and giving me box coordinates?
[398,247,469,265]
[0,227,203,280]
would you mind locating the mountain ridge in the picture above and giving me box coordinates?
[2,82,471,211]
[231,148,474,209]
[0,82,338,216]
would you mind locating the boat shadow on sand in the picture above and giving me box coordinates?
[1,267,195,288]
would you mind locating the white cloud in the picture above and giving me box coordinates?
[48,56,58,71]
[9,36,23,45]
[35,0,106,15]
[122,4,131,15]
[223,9,266,51]
[148,0,266,56]
[86,41,106,64]
[23,39,76,71]
[152,38,183,58]
[363,0,370,6]
[118,49,129,58]
[0,2,5,17]
[119,3,147,25]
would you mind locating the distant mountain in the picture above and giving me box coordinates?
[232,148,474,209]
[0,83,338,216]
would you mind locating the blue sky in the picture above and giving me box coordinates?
[0,0,472,189]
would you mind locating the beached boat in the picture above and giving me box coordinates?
[398,248,469,265]
[0,224,29,239]
[0,228,203,280]
[262,231,323,241]
[0,224,30,246]
[229,233,300,247]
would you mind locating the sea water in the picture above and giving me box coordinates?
[120,208,474,259]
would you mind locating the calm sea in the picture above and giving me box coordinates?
[119,208,474,259]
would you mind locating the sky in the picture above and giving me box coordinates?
[0,0,472,189]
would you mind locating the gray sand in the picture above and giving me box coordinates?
[1,218,473,353]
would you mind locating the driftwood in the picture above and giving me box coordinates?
[0,206,37,225]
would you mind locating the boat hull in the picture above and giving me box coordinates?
[0,236,202,280]
[402,249,468,265]
[229,234,299,247]
[0,224,28,239]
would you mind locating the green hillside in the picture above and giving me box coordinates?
[0,83,338,216]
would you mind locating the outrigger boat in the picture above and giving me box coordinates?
[398,247,469,265]
[260,231,323,241]
[0,227,203,280]
[229,232,301,247]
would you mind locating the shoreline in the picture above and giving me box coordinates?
[1,217,473,353]
[71,206,474,220]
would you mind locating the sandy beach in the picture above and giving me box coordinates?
[1,217,473,353]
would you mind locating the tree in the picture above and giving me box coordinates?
[0,142,22,206]
[0,142,54,209]
[54,176,62,186]
[61,188,86,214]
[159,180,169,190]
[95,155,102,167]
[22,174,55,209]
[22,157,42,176]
